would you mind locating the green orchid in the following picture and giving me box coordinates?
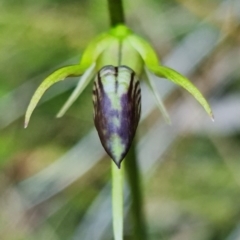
[25,24,213,168]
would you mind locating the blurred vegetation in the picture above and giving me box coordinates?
[0,0,240,239]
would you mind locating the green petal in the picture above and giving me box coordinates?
[24,64,86,128]
[144,67,171,124]
[127,34,160,67]
[148,65,213,119]
[95,37,120,70]
[56,63,96,118]
[120,38,143,76]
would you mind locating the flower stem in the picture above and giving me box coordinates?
[112,160,124,240]
[108,1,125,239]
[125,141,147,240]
[107,0,125,27]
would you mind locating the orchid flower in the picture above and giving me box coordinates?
[25,24,213,168]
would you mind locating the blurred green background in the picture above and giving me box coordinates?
[0,0,240,239]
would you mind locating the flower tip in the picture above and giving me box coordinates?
[24,120,29,129]
[56,112,62,118]
[210,112,215,122]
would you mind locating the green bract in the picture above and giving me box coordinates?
[25,24,213,167]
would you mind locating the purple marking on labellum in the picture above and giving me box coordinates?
[93,65,141,167]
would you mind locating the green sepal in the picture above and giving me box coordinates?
[144,67,171,124]
[24,64,87,128]
[148,65,214,119]
[56,63,96,118]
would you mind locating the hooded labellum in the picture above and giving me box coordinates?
[93,65,141,168]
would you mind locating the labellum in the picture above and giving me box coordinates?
[93,65,141,168]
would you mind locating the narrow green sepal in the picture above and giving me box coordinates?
[148,65,214,120]
[56,63,96,118]
[24,64,87,128]
[144,67,171,124]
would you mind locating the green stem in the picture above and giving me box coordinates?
[107,0,125,27]
[108,1,125,239]
[125,141,147,240]
[112,160,124,240]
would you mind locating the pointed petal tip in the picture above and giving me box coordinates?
[55,113,63,118]
[24,121,29,129]
[145,67,171,125]
[56,106,67,118]
[210,112,215,122]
